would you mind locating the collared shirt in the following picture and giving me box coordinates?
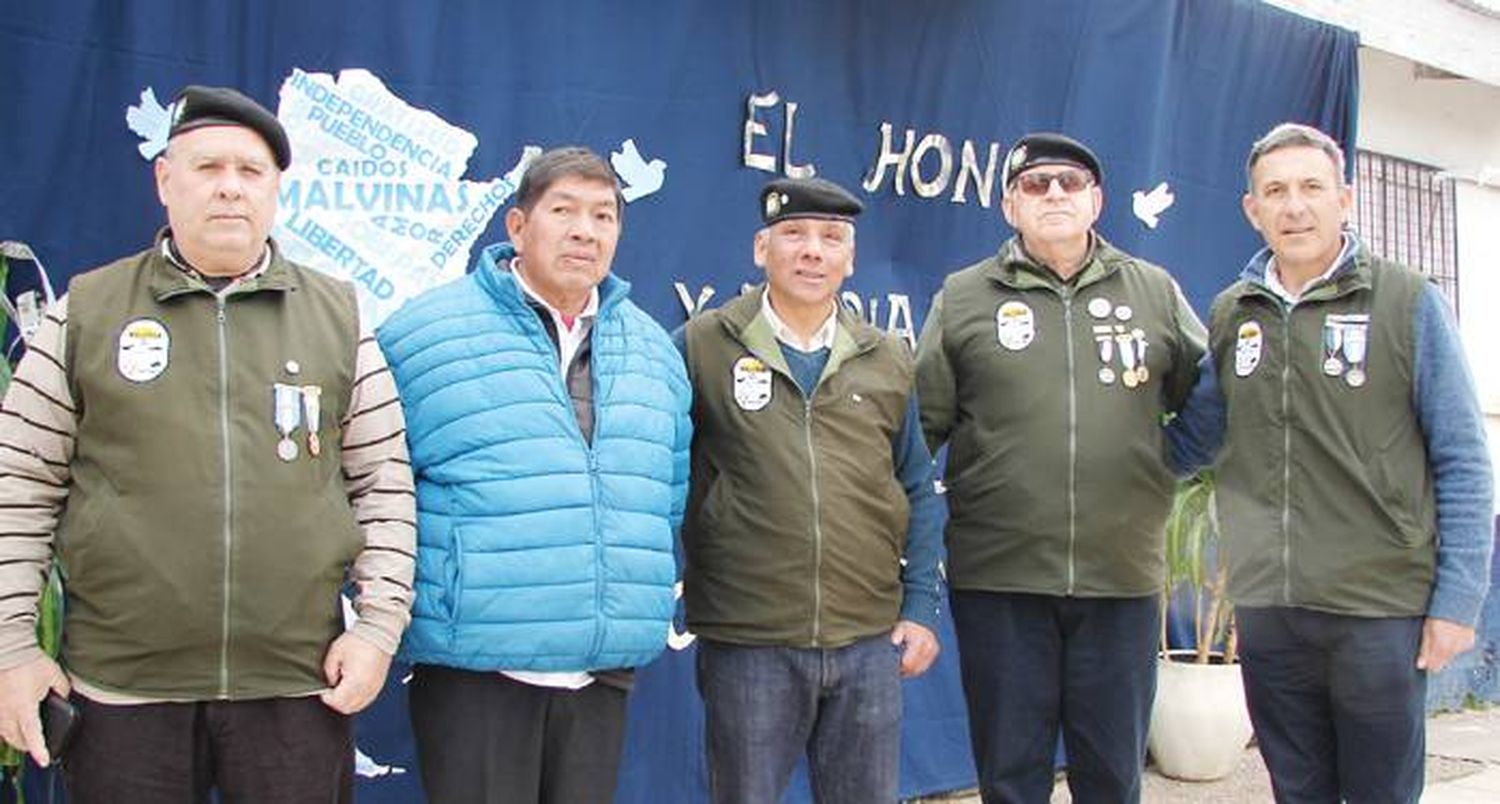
[1264,234,1354,306]
[760,288,837,351]
[512,258,600,371]
[160,237,271,294]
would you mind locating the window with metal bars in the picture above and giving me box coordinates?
[1353,150,1460,313]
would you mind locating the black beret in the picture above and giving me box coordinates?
[168,85,292,170]
[1001,132,1103,189]
[760,177,863,225]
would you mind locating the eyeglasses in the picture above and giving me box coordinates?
[1012,169,1094,197]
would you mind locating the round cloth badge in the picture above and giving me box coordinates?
[117,318,171,383]
[995,301,1036,351]
[732,355,773,411]
[1234,320,1263,378]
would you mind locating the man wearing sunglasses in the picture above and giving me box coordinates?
[915,132,1208,802]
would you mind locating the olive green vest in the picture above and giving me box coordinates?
[923,237,1202,597]
[682,288,911,647]
[1209,248,1436,617]
[58,239,362,699]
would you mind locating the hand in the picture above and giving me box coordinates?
[319,632,393,715]
[891,620,940,679]
[1416,617,1476,673]
[0,655,70,767]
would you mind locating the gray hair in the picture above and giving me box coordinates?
[1244,123,1347,191]
[513,146,623,215]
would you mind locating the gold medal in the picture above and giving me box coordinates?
[302,385,323,458]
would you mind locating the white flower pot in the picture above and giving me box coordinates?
[1147,650,1254,781]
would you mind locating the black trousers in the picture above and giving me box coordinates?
[408,664,629,804]
[1238,607,1427,804]
[950,590,1161,804]
[62,694,352,804]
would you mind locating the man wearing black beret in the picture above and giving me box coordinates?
[916,132,1209,802]
[0,85,415,802]
[678,176,944,803]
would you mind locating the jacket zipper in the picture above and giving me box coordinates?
[804,396,823,645]
[216,297,233,698]
[548,316,606,662]
[1063,295,1078,596]
[1279,311,1293,604]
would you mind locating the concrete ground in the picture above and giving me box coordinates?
[908,706,1500,803]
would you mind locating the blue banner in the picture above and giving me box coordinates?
[0,1,1357,801]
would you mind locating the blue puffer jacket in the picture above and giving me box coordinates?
[377,243,692,672]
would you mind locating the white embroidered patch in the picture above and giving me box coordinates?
[116,318,170,383]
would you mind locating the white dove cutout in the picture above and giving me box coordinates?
[611,139,667,203]
[126,87,173,161]
[1132,181,1175,230]
[355,747,408,779]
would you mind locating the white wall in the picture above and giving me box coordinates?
[1455,183,1500,499]
[1260,0,1500,87]
[1356,49,1500,180]
[1351,46,1500,511]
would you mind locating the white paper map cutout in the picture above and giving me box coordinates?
[274,68,531,327]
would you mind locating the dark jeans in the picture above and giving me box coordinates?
[62,694,352,804]
[950,590,1160,804]
[408,664,628,804]
[695,634,902,804]
[1237,606,1427,804]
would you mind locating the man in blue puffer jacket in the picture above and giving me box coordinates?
[377,147,692,804]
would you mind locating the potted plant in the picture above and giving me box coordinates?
[1146,472,1254,781]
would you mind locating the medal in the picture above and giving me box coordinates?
[1088,297,1112,319]
[1116,332,1139,388]
[302,385,323,457]
[1341,323,1368,388]
[1095,332,1117,385]
[1322,320,1344,376]
[273,383,302,462]
[1114,305,1133,322]
[1132,329,1150,385]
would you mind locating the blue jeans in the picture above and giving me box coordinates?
[695,634,902,804]
[1237,607,1426,804]
[950,591,1160,804]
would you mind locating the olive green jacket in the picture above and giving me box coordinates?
[682,289,914,647]
[58,241,363,699]
[1209,246,1437,617]
[917,236,1205,597]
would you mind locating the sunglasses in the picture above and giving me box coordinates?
[1012,169,1094,196]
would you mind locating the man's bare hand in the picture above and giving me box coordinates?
[0,656,69,766]
[1416,617,1475,673]
[891,620,940,679]
[319,633,392,715]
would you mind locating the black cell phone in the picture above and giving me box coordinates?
[39,692,78,761]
